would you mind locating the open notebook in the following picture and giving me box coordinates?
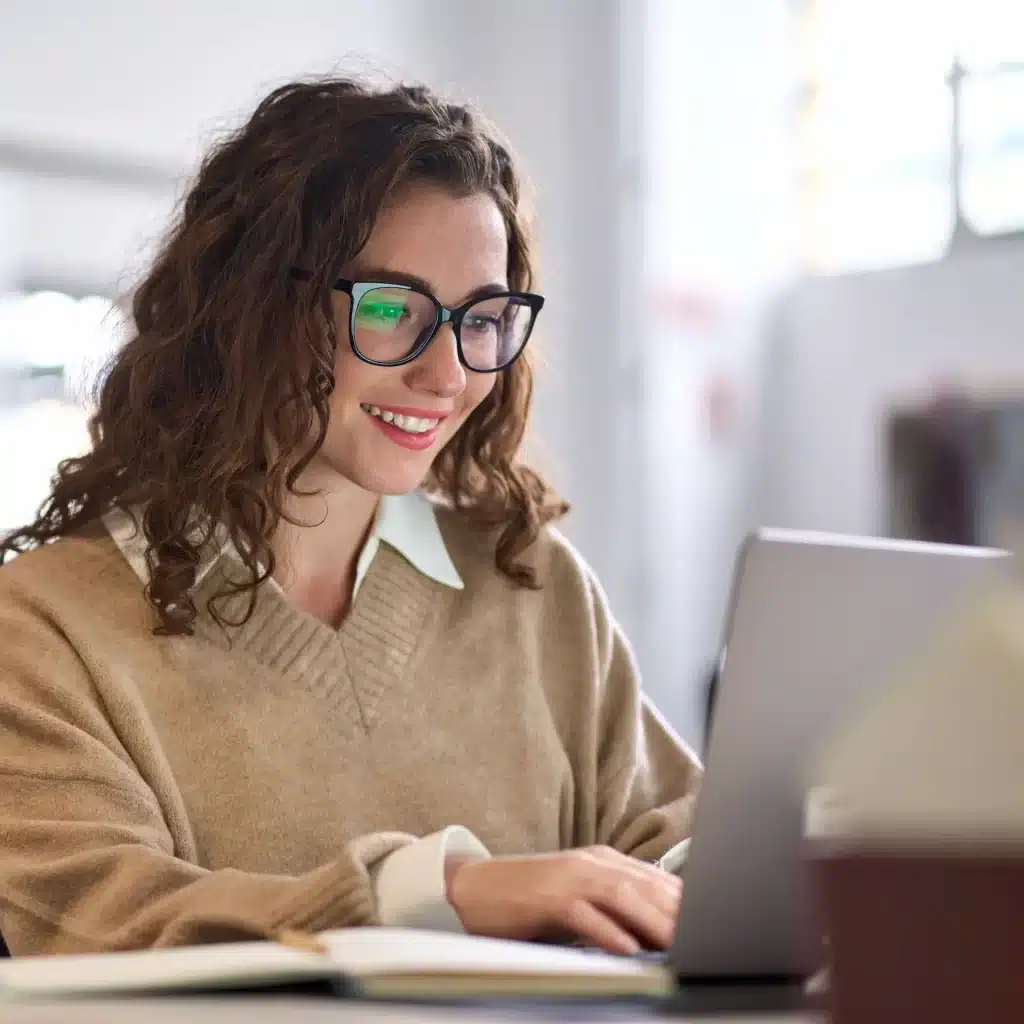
[0,928,674,1001]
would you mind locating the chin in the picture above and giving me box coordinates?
[366,475,430,497]
[328,457,433,497]
[315,420,458,495]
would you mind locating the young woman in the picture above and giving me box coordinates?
[0,77,701,957]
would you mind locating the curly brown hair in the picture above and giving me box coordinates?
[0,76,568,635]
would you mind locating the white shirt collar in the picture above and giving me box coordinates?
[354,491,464,595]
[103,490,464,596]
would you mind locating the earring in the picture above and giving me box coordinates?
[314,370,334,395]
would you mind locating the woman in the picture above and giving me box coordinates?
[0,77,701,957]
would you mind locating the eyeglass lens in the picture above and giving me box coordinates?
[351,286,533,370]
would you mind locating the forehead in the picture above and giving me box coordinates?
[350,184,509,301]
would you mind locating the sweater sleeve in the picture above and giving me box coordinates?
[0,600,413,956]
[585,567,704,865]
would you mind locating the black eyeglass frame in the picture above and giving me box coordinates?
[290,269,544,373]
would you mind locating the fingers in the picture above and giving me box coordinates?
[562,897,642,956]
[447,846,685,956]
[616,858,683,927]
[596,881,678,951]
[574,848,682,951]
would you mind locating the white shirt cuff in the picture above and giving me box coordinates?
[656,837,691,878]
[372,826,490,931]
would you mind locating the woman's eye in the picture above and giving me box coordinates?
[465,315,500,332]
[357,302,408,328]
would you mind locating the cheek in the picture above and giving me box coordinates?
[332,335,361,380]
[324,350,383,428]
[458,373,498,420]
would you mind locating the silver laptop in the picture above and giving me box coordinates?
[668,528,1008,988]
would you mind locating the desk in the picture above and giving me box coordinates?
[0,1000,814,1024]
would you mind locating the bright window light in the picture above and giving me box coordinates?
[798,0,1024,274]
[0,290,126,534]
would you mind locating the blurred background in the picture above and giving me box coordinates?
[1,0,1023,746]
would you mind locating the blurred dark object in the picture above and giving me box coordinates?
[889,393,978,545]
[703,661,720,757]
[812,848,1024,1024]
[888,392,1024,548]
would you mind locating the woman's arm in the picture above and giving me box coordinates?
[0,599,423,955]
[581,557,704,867]
[596,657,703,866]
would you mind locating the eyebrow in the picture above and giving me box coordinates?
[350,266,510,306]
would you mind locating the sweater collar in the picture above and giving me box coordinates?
[103,490,464,595]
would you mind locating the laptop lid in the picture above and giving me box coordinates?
[669,529,1008,981]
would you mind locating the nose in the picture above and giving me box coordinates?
[405,322,466,398]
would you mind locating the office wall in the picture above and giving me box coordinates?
[637,0,798,739]
[763,239,1024,537]
[0,1,440,167]
[0,0,445,294]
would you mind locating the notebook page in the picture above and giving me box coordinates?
[0,940,331,997]
[323,927,668,981]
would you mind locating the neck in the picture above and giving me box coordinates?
[271,465,380,626]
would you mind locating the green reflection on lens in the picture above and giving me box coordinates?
[355,295,408,331]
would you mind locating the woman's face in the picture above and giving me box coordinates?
[314,182,507,496]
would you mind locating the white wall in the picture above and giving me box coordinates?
[637,0,798,740]
[0,172,173,295]
[765,239,1024,536]
[0,1,441,168]
[0,0,446,294]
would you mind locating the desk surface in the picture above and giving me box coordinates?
[0,1000,814,1024]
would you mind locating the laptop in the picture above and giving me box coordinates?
[661,528,1008,1013]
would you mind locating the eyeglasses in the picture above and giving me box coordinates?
[291,270,544,373]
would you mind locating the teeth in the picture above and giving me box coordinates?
[363,404,439,434]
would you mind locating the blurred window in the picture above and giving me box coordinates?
[0,291,124,534]
[797,0,1024,274]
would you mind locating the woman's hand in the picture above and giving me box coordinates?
[444,845,682,955]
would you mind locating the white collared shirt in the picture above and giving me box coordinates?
[352,490,464,598]
[103,490,487,932]
[105,490,465,606]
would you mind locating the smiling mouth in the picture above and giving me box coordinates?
[360,404,442,435]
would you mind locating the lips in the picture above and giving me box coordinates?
[360,404,441,434]
[361,404,445,452]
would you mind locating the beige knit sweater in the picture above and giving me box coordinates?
[0,509,702,955]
